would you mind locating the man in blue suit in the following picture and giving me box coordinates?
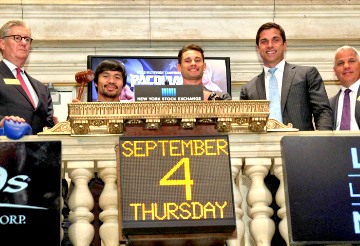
[0,19,55,134]
[240,22,333,131]
[330,45,360,130]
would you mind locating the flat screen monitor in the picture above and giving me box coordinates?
[87,55,231,102]
[281,136,360,245]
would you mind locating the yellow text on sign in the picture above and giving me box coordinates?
[160,157,193,200]
[121,139,229,157]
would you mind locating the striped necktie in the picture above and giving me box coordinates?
[268,67,283,123]
[16,68,36,108]
[340,88,351,130]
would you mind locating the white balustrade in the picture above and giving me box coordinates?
[2,131,359,245]
[244,158,274,246]
[67,163,95,246]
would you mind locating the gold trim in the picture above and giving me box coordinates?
[38,100,296,135]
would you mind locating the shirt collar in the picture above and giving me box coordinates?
[263,60,286,76]
[3,59,25,74]
[341,78,360,93]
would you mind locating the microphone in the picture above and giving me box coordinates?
[75,69,94,101]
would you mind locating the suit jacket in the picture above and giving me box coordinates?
[240,62,333,130]
[0,60,54,134]
[329,87,360,130]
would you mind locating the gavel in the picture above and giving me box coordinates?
[75,69,95,100]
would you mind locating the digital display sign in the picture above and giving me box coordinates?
[118,135,236,236]
[87,56,231,102]
[282,136,360,245]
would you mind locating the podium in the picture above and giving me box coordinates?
[39,100,295,245]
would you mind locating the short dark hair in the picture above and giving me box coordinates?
[177,44,205,64]
[256,22,286,46]
[94,59,127,87]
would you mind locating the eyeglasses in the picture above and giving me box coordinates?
[2,35,33,44]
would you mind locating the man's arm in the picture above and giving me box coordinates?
[307,66,333,130]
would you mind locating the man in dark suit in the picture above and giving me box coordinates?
[240,22,333,246]
[240,22,333,130]
[330,45,360,130]
[0,19,55,134]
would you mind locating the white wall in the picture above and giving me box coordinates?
[1,0,359,120]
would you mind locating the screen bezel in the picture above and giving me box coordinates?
[86,55,231,102]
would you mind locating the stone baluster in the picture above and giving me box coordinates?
[227,158,245,246]
[244,158,274,246]
[273,157,289,246]
[67,162,95,246]
[98,162,119,246]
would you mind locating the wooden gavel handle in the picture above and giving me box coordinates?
[77,82,86,101]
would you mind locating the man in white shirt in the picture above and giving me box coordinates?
[330,45,360,130]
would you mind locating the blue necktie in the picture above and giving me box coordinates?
[340,88,351,130]
[268,67,283,123]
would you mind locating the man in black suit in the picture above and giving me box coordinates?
[0,19,55,134]
[330,45,360,130]
[240,22,333,130]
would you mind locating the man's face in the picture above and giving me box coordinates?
[257,28,287,68]
[333,49,360,88]
[96,70,123,101]
[177,50,206,85]
[0,25,31,66]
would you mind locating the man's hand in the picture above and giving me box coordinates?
[203,90,212,101]
[72,98,81,103]
[0,116,26,127]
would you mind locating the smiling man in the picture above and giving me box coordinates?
[94,59,127,102]
[330,45,360,130]
[177,44,231,100]
[240,22,333,131]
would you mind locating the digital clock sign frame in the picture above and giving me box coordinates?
[118,134,236,237]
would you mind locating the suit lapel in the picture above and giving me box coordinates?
[24,71,40,109]
[281,62,295,112]
[256,71,266,99]
[332,90,341,129]
[0,61,35,107]
[0,61,15,79]
[356,87,360,127]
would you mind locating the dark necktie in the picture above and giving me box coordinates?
[16,68,36,108]
[340,88,351,130]
[268,67,283,123]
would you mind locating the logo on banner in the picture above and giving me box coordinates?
[0,167,46,210]
[161,87,176,97]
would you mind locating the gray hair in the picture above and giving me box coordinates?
[334,45,360,66]
[0,19,31,38]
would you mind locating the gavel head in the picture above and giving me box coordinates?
[75,69,95,84]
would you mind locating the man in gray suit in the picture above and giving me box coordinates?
[0,19,56,134]
[330,45,360,130]
[240,22,333,131]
